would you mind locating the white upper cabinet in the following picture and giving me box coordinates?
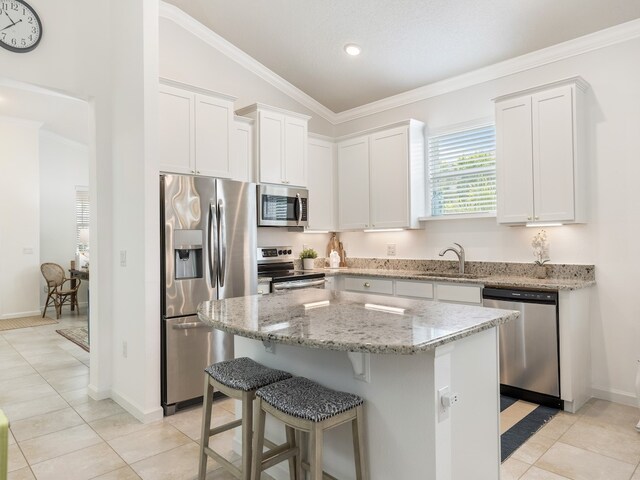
[337,120,425,231]
[307,136,336,231]
[235,104,310,188]
[495,77,588,224]
[231,116,254,183]
[159,80,235,178]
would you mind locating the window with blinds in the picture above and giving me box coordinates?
[427,124,496,217]
[75,187,89,252]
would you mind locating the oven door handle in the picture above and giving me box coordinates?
[273,278,327,290]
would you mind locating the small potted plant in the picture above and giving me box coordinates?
[531,230,550,279]
[300,248,318,270]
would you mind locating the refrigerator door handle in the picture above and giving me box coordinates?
[209,202,218,288]
[218,199,226,288]
[295,193,302,225]
[172,322,212,330]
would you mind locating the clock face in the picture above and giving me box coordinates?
[0,0,42,53]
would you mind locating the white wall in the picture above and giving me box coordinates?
[39,131,89,308]
[0,118,41,319]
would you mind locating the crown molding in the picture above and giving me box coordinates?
[334,18,640,123]
[159,2,337,124]
[159,2,640,127]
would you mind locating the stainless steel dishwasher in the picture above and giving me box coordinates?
[483,288,562,409]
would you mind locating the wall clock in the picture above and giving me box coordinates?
[0,0,42,53]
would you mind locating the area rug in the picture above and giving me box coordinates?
[56,326,89,352]
[0,315,57,332]
[500,395,559,462]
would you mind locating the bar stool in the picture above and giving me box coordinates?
[251,377,368,480]
[198,357,293,480]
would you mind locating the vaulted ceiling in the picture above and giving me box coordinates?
[164,0,640,113]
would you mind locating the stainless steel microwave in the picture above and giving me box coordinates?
[257,184,308,227]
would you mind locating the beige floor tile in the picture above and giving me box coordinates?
[10,406,84,441]
[520,466,571,479]
[8,444,27,472]
[0,357,31,371]
[560,418,640,464]
[216,398,236,415]
[1,393,69,422]
[500,401,540,434]
[500,457,531,480]
[30,442,126,480]
[632,465,640,480]
[7,466,35,480]
[0,382,57,408]
[535,442,636,480]
[165,405,236,441]
[39,364,88,382]
[19,423,103,464]
[73,398,125,422]
[131,442,217,480]
[90,412,148,441]
[0,364,36,381]
[580,398,640,430]
[9,429,15,444]
[48,372,89,393]
[511,432,556,465]
[91,466,142,479]
[208,429,240,463]
[0,373,49,392]
[60,387,91,406]
[205,468,237,480]
[535,412,579,440]
[108,422,192,464]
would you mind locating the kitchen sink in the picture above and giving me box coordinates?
[417,272,482,279]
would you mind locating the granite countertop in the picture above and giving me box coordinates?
[311,268,595,291]
[197,289,519,354]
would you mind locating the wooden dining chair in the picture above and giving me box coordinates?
[40,263,81,319]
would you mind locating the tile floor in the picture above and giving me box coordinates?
[2,312,640,479]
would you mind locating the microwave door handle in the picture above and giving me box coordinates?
[295,193,302,225]
[209,202,218,288]
[218,199,226,288]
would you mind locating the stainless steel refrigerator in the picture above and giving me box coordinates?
[160,174,257,415]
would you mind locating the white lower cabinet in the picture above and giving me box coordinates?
[435,283,482,305]
[343,277,393,295]
[395,280,434,299]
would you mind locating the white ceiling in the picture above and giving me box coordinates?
[0,82,89,145]
[164,0,640,113]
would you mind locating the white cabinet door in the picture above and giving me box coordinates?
[369,126,409,228]
[307,137,335,231]
[194,94,233,178]
[232,120,253,182]
[258,110,284,185]
[159,84,194,174]
[338,136,370,230]
[284,116,307,187]
[532,86,575,222]
[496,96,534,223]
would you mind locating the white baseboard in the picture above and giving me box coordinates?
[0,310,42,320]
[110,389,164,424]
[39,302,88,311]
[88,383,111,401]
[232,438,291,480]
[591,385,638,407]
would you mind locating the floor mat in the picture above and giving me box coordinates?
[0,315,57,331]
[56,326,89,352]
[500,395,559,462]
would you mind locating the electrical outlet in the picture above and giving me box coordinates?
[387,244,396,256]
[120,250,127,267]
[122,340,128,358]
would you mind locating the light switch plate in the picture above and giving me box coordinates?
[387,244,396,256]
[120,250,127,267]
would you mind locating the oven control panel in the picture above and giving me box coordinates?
[257,246,294,263]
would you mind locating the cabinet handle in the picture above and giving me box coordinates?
[197,170,201,174]
[364,282,370,288]
[191,170,195,174]
[527,216,532,221]
[534,216,539,220]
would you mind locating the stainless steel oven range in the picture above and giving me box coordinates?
[257,246,325,292]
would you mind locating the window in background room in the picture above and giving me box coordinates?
[75,186,89,253]
[427,124,496,217]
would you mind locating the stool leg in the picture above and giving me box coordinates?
[309,424,323,480]
[241,391,253,480]
[285,426,297,480]
[352,406,368,480]
[250,397,266,480]
[198,375,214,480]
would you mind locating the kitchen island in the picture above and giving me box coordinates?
[198,289,518,480]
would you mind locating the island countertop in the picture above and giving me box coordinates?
[197,289,518,354]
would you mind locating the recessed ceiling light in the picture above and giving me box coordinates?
[344,44,361,56]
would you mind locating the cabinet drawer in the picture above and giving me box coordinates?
[343,277,393,295]
[395,280,434,299]
[436,284,482,304]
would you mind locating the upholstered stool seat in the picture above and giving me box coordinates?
[251,377,368,480]
[198,357,293,480]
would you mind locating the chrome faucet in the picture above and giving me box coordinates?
[439,243,465,274]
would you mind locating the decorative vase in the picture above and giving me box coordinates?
[303,258,315,270]
[533,264,547,279]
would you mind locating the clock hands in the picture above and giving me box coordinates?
[3,9,16,25]
[1,18,20,32]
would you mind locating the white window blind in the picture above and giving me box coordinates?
[75,187,89,252]
[428,124,496,216]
